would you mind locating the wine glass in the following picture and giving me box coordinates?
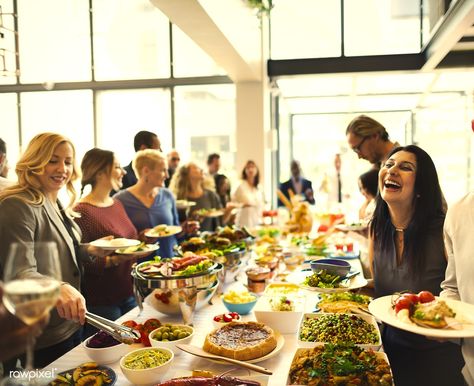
[2,242,61,385]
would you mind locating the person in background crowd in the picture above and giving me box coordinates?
[369,145,464,386]
[0,138,13,191]
[171,162,233,232]
[207,153,221,178]
[233,160,265,228]
[121,131,161,189]
[0,283,49,361]
[165,149,180,188]
[358,168,378,222]
[441,192,474,385]
[74,148,142,337]
[215,173,231,208]
[278,160,315,206]
[346,115,400,167]
[0,133,109,368]
[115,150,196,257]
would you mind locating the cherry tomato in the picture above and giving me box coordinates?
[394,295,413,313]
[317,225,329,232]
[229,312,240,319]
[223,314,233,323]
[402,293,420,304]
[418,290,435,303]
[213,315,223,322]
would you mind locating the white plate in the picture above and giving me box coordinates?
[369,295,474,338]
[194,209,225,218]
[176,200,196,209]
[115,244,159,256]
[206,332,285,364]
[297,313,381,350]
[89,238,141,250]
[335,224,367,232]
[287,270,368,293]
[144,225,182,238]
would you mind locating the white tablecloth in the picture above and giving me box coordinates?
[47,258,365,385]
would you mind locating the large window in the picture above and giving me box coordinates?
[18,0,91,83]
[20,90,94,162]
[0,93,19,177]
[288,112,410,220]
[344,0,421,55]
[174,84,236,182]
[93,0,170,80]
[96,89,172,166]
[270,0,341,59]
[0,0,16,84]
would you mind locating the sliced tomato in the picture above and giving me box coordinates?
[143,318,161,331]
[121,320,138,328]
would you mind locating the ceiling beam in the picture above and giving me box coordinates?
[150,0,262,82]
[268,54,425,77]
[422,0,474,70]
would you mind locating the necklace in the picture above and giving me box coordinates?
[395,227,405,232]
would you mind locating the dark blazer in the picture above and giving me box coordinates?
[122,162,137,189]
[278,178,315,206]
[0,194,87,349]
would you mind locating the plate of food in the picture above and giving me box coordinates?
[194,208,225,218]
[49,362,116,385]
[316,291,372,314]
[175,200,196,209]
[89,238,141,250]
[145,225,182,238]
[115,242,159,256]
[202,321,285,364]
[335,223,368,232]
[287,344,393,385]
[288,269,368,293]
[369,292,474,338]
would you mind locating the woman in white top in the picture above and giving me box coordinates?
[232,160,264,228]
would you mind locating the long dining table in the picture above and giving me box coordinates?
[47,255,366,385]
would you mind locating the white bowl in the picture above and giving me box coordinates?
[82,336,130,365]
[120,347,174,386]
[254,296,304,334]
[297,313,382,350]
[148,325,194,356]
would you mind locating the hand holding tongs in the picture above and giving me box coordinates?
[85,311,140,344]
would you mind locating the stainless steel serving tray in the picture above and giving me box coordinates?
[132,262,223,290]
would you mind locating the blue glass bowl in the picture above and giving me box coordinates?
[222,295,258,315]
[310,258,351,277]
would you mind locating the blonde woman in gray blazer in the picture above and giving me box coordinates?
[0,133,108,368]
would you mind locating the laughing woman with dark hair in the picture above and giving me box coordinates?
[369,145,464,386]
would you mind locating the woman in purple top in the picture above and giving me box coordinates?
[114,150,196,258]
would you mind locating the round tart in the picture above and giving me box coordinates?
[203,321,277,361]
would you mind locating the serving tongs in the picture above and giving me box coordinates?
[85,312,140,344]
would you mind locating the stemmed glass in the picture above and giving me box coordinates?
[2,242,61,385]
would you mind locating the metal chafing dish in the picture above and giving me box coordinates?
[131,262,223,325]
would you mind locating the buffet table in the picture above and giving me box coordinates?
[47,257,365,385]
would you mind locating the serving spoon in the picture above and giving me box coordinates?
[176,344,273,375]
